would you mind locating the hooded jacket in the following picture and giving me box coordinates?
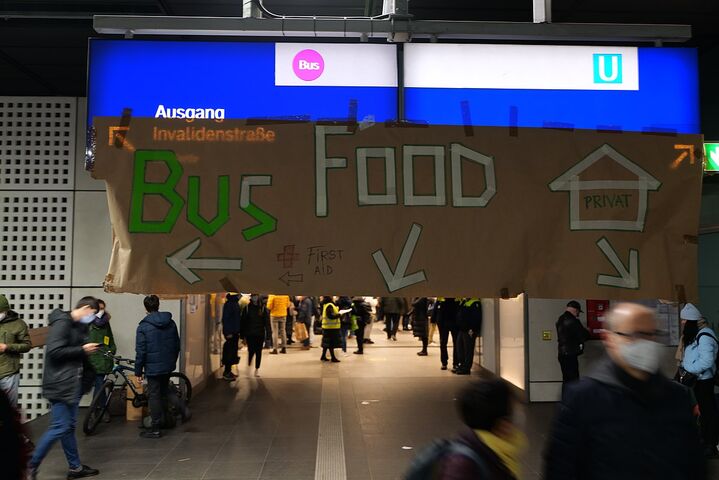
[222,294,242,336]
[544,356,705,480]
[681,326,719,381]
[0,310,31,379]
[135,311,180,377]
[240,300,270,338]
[42,309,88,404]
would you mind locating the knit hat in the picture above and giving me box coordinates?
[680,303,702,321]
[0,294,9,312]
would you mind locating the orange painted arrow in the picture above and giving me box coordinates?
[671,144,695,169]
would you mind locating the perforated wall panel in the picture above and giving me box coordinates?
[0,192,73,287]
[0,98,76,190]
[2,288,70,420]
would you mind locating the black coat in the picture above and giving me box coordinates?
[556,311,590,356]
[352,298,371,326]
[544,357,705,480]
[134,312,180,377]
[411,297,430,338]
[458,300,482,334]
[222,294,242,336]
[435,298,459,330]
[42,309,88,404]
[240,301,270,338]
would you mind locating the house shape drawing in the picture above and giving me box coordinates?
[549,144,661,232]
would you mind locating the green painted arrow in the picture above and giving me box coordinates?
[240,175,277,241]
[241,203,277,241]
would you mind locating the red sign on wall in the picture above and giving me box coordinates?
[586,300,610,339]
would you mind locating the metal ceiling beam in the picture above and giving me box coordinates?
[93,15,691,43]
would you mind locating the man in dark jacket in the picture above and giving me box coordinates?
[455,298,482,375]
[135,295,186,439]
[556,300,590,388]
[544,303,706,480]
[221,293,241,381]
[29,296,101,480]
[241,294,271,376]
[435,298,460,371]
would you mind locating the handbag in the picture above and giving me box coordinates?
[675,367,698,387]
[294,322,309,342]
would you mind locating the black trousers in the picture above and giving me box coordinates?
[355,321,366,352]
[222,334,240,372]
[402,314,411,330]
[386,314,400,338]
[695,379,719,448]
[558,354,580,386]
[439,324,459,368]
[146,374,182,429]
[456,331,477,373]
[246,335,264,369]
[420,336,428,352]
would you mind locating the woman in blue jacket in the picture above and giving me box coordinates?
[680,303,719,457]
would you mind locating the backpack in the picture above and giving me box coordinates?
[695,332,719,386]
[404,439,488,480]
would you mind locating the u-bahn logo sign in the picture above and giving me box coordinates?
[92,117,702,301]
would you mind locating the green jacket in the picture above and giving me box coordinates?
[87,319,116,374]
[0,310,31,379]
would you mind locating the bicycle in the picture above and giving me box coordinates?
[83,351,192,435]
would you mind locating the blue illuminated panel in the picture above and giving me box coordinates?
[87,40,397,124]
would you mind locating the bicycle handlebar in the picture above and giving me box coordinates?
[100,349,135,365]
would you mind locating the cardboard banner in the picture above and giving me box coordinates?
[93,117,703,300]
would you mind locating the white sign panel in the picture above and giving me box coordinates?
[275,43,397,87]
[404,44,639,91]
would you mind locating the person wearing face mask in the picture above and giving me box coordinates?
[0,294,31,411]
[556,300,591,390]
[544,303,705,480]
[678,303,719,458]
[87,299,116,417]
[240,294,270,377]
[28,297,102,480]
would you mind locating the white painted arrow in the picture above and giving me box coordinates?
[596,238,639,289]
[166,238,243,285]
[372,223,427,292]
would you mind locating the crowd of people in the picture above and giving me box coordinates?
[217,295,485,378]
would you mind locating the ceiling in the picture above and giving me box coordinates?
[0,0,717,98]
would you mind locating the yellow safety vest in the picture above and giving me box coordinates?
[322,303,341,330]
[463,298,480,307]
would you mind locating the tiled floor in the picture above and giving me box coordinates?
[25,323,715,479]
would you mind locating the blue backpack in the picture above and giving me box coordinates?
[404,439,488,480]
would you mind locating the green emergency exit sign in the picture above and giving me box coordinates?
[705,143,719,172]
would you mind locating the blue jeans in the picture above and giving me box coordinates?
[94,374,108,405]
[340,325,349,352]
[30,398,82,470]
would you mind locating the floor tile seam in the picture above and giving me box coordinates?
[200,389,260,480]
[348,377,374,480]
[141,433,188,480]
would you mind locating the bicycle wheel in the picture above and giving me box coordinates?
[169,373,192,405]
[83,379,114,435]
[170,372,192,405]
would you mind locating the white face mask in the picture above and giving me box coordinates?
[79,313,97,324]
[0,313,6,321]
[96,310,105,318]
[619,339,663,374]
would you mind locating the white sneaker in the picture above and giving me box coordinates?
[254,369,260,377]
